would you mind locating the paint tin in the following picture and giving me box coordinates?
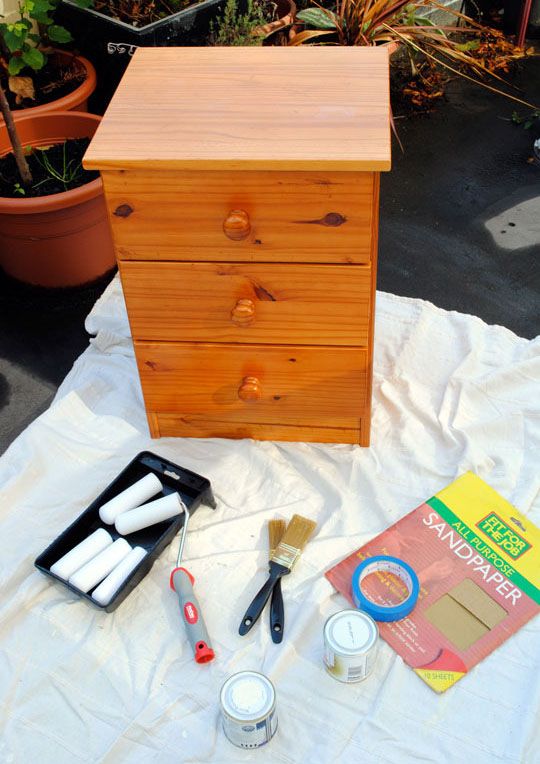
[323,609,379,683]
[220,671,277,748]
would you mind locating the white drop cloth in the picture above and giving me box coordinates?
[0,277,539,764]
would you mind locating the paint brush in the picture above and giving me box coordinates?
[239,514,317,636]
[268,519,287,643]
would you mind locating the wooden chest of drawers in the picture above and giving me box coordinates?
[84,47,391,445]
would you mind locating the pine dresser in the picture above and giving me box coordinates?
[84,46,391,445]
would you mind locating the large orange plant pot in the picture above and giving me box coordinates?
[0,111,115,287]
[1,50,97,125]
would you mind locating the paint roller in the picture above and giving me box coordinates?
[113,490,216,662]
[169,499,216,664]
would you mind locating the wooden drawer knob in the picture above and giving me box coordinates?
[238,376,261,402]
[231,298,256,326]
[223,209,250,241]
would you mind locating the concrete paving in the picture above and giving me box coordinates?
[0,54,538,454]
[0,359,56,450]
[0,270,116,452]
[379,54,539,337]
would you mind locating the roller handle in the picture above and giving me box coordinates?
[170,567,215,664]
[238,563,288,636]
[270,578,284,644]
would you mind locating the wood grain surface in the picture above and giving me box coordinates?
[135,340,368,428]
[150,413,365,444]
[119,261,372,345]
[84,47,391,172]
[103,170,374,263]
[364,172,380,446]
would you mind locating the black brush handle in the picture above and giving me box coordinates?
[270,578,284,644]
[239,568,283,636]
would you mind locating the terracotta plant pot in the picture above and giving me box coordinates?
[0,111,116,287]
[253,0,296,43]
[0,50,97,125]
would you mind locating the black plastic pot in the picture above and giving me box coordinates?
[55,0,227,112]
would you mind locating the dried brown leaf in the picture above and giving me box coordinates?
[288,29,333,45]
[8,76,35,104]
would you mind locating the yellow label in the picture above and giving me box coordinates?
[436,473,540,588]
[414,669,466,693]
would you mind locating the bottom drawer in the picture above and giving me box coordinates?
[135,341,370,433]
[148,413,369,445]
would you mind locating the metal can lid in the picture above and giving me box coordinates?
[220,671,275,722]
[324,609,378,655]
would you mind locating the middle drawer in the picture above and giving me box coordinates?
[120,261,372,346]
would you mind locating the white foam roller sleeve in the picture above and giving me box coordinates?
[115,493,183,535]
[69,538,132,593]
[99,473,163,525]
[91,546,147,607]
[50,528,113,580]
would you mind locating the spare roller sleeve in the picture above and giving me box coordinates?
[99,473,163,525]
[69,538,132,593]
[92,546,147,606]
[50,528,113,580]
[115,492,183,535]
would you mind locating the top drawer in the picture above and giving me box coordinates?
[103,170,376,264]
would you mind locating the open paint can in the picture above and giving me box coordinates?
[220,671,277,748]
[323,609,379,683]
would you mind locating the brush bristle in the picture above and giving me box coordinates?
[268,519,287,557]
[271,514,317,569]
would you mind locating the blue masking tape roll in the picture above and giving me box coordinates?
[352,555,419,622]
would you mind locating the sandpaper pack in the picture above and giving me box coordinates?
[326,473,540,692]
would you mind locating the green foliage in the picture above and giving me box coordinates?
[0,0,90,79]
[511,109,540,130]
[32,142,84,192]
[47,24,73,43]
[290,0,537,110]
[13,182,26,195]
[455,40,480,51]
[22,46,46,69]
[296,8,337,29]
[210,0,268,46]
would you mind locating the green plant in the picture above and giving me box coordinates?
[32,141,84,191]
[0,0,92,77]
[288,0,537,109]
[511,109,540,130]
[0,80,90,193]
[210,0,269,45]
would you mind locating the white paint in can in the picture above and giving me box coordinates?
[220,671,277,749]
[323,609,379,683]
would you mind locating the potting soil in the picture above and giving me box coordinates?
[0,138,99,198]
[2,57,86,111]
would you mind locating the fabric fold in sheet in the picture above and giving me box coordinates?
[0,276,538,763]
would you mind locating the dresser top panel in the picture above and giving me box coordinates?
[84,47,391,172]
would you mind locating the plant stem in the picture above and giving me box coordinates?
[0,84,33,186]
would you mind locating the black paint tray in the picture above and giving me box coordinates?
[35,450,215,612]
